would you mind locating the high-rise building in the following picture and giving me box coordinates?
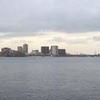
[51,46,58,56]
[41,46,49,56]
[23,44,28,54]
[17,46,23,53]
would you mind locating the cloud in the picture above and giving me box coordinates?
[48,36,88,44]
[0,0,100,35]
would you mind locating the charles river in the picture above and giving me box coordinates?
[0,57,100,100]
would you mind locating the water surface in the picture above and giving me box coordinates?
[0,57,100,100]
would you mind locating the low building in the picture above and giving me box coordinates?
[1,47,25,57]
[1,48,12,56]
[1,48,11,53]
[31,50,39,56]
[11,50,25,57]
[58,49,66,56]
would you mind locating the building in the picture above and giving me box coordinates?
[1,48,11,53]
[58,49,66,56]
[1,47,25,57]
[17,46,23,53]
[41,46,49,56]
[1,48,12,56]
[51,46,58,56]
[23,44,28,54]
[11,50,25,57]
[31,50,39,56]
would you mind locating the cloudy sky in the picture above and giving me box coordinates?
[0,0,100,54]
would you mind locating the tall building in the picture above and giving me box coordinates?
[41,46,49,56]
[51,46,58,56]
[23,44,28,54]
[17,46,23,53]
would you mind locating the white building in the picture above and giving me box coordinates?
[31,50,39,56]
[51,46,58,56]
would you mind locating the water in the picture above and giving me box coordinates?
[0,57,100,100]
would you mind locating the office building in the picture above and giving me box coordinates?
[1,48,12,56]
[1,48,11,53]
[58,49,66,56]
[51,46,58,56]
[41,46,49,56]
[17,46,23,53]
[23,44,28,54]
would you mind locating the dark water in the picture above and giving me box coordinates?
[0,57,100,100]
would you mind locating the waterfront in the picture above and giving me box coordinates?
[0,57,100,100]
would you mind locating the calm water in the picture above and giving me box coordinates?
[0,57,100,100]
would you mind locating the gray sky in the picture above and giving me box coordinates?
[0,0,100,35]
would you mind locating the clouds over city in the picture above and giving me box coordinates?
[0,32,99,54]
[0,0,100,53]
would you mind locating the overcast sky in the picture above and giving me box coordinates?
[0,0,100,53]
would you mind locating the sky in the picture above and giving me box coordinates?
[0,0,100,54]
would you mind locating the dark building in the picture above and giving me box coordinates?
[23,44,28,54]
[1,48,11,52]
[1,48,12,56]
[1,47,25,57]
[58,49,66,56]
[41,46,49,56]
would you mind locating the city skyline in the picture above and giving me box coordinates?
[1,32,100,54]
[1,42,100,55]
[0,44,67,57]
[0,0,100,54]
